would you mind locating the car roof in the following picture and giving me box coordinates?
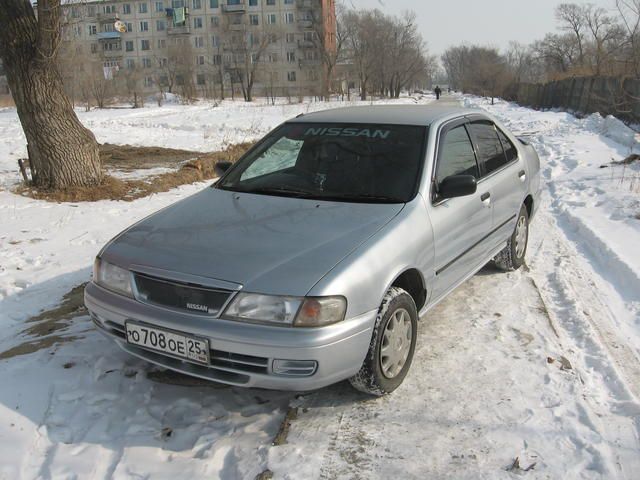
[287,104,484,127]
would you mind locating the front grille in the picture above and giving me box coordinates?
[133,273,232,316]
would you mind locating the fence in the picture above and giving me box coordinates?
[515,76,640,124]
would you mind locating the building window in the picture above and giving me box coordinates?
[287,51,295,62]
[195,36,204,47]
[172,0,185,7]
[125,40,134,51]
[193,0,202,8]
[87,6,96,16]
[284,0,293,4]
[138,3,148,14]
[156,20,166,31]
[197,74,206,85]
[88,25,97,35]
[249,0,258,5]
[196,55,205,65]
[266,13,276,24]
[158,38,166,48]
[155,1,164,11]
[122,4,132,14]
[141,39,150,50]
[286,32,295,43]
[144,76,154,87]
[210,0,219,7]
[287,71,296,82]
[303,31,314,42]
[284,12,294,24]
[211,16,220,27]
[266,0,275,5]
[103,5,116,14]
[126,22,133,32]
[90,43,98,53]
[212,54,222,65]
[268,52,277,62]
[194,17,203,28]
[211,35,220,47]
[142,57,152,68]
[139,21,149,31]
[126,58,136,69]
[249,14,259,25]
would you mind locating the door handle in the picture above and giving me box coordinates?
[518,170,526,181]
[480,192,491,202]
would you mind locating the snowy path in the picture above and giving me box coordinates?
[1,95,639,479]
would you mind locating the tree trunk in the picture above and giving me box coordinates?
[0,0,102,189]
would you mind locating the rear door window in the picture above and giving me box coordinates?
[435,125,479,182]
[469,121,508,175]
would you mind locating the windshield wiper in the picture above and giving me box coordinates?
[234,186,314,198]
[317,193,404,203]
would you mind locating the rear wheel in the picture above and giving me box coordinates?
[349,287,417,396]
[494,204,529,271]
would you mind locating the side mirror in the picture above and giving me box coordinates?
[437,174,477,199]
[214,161,233,177]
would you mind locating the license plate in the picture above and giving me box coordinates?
[125,321,210,365]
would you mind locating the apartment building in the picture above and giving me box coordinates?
[59,0,336,98]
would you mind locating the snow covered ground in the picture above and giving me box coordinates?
[0,94,639,479]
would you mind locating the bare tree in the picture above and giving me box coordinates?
[616,0,640,74]
[556,3,588,66]
[0,0,102,189]
[221,17,276,102]
[583,4,626,75]
[308,1,347,99]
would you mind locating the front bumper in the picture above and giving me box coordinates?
[84,282,375,390]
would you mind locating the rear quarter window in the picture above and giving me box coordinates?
[469,121,508,175]
[496,128,518,162]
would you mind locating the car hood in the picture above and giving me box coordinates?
[102,187,404,296]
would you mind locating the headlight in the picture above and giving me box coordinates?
[224,293,346,327]
[93,258,133,297]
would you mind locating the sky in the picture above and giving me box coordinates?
[345,0,618,56]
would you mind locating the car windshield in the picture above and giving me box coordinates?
[217,122,427,203]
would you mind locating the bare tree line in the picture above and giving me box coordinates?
[340,8,436,100]
[442,2,640,102]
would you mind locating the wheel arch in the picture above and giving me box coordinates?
[523,194,534,218]
[389,268,427,312]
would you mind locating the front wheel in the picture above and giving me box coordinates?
[349,287,417,396]
[494,204,529,271]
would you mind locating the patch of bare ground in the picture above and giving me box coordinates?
[0,283,87,360]
[15,142,253,202]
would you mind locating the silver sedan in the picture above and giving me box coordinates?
[85,105,541,395]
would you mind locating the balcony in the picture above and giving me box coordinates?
[103,49,123,58]
[96,12,118,23]
[297,19,313,28]
[167,25,191,35]
[298,39,315,48]
[97,31,121,40]
[222,2,246,13]
[299,59,321,66]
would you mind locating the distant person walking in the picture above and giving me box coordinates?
[434,85,442,100]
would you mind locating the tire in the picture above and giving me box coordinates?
[349,287,418,396]
[494,204,529,271]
